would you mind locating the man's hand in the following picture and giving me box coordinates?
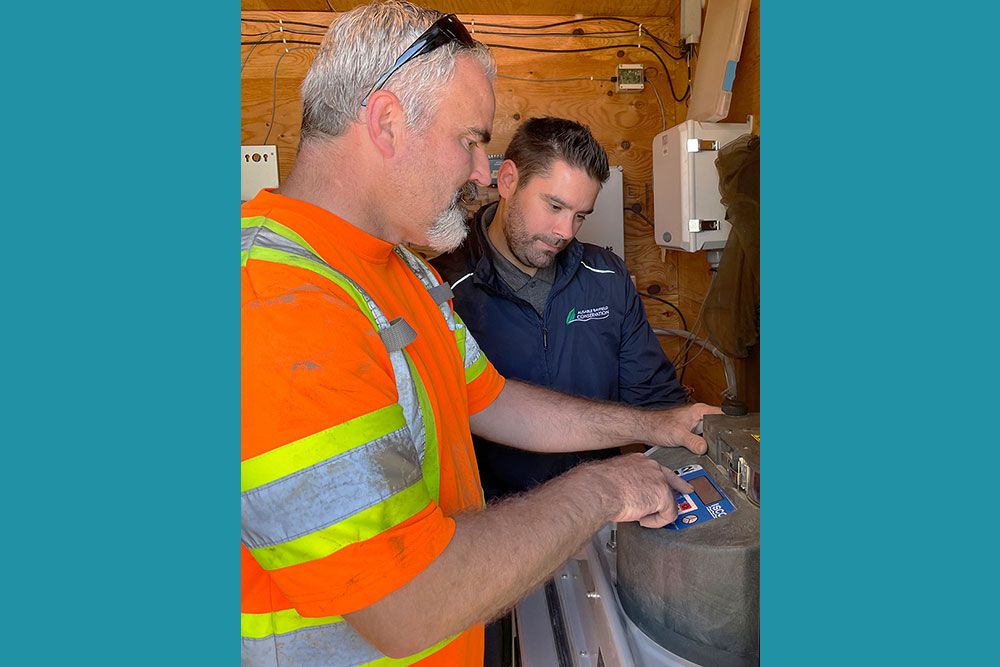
[470,381,723,457]
[646,402,723,455]
[584,453,695,529]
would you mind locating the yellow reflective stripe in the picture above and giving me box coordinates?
[242,609,344,639]
[453,324,468,365]
[465,353,488,383]
[453,313,469,360]
[243,607,459,666]
[405,353,439,502]
[366,635,458,666]
[241,215,320,257]
[250,482,431,570]
[241,404,405,492]
[243,246,379,330]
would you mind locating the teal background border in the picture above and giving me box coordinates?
[6,1,999,664]
[765,1,997,664]
[6,4,233,663]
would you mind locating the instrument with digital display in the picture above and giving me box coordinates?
[667,463,736,530]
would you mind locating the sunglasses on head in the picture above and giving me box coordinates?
[360,14,476,108]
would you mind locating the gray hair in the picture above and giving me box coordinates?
[300,0,495,141]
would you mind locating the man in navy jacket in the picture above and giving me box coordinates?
[432,117,688,501]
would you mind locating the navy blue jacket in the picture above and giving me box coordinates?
[431,202,687,499]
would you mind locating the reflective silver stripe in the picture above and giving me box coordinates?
[387,347,424,463]
[394,246,457,332]
[379,317,417,352]
[242,225,259,253]
[462,327,484,370]
[242,622,382,667]
[242,428,421,549]
[243,226,426,465]
[243,226,325,265]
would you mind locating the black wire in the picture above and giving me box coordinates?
[624,207,653,227]
[472,17,684,52]
[483,42,688,101]
[475,26,682,61]
[641,293,688,332]
[242,28,326,37]
[240,39,689,100]
[241,16,684,57]
[642,293,691,383]
[241,39,324,46]
[242,17,330,29]
[473,29,642,38]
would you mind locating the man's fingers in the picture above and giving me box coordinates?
[664,467,694,494]
[690,402,723,417]
[639,509,674,529]
[670,431,708,455]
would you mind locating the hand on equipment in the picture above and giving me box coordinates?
[648,402,721,455]
[588,453,695,529]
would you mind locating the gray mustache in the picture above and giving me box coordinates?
[456,181,479,205]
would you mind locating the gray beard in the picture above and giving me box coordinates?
[425,204,467,253]
[425,182,478,253]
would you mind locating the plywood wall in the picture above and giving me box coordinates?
[241,5,760,408]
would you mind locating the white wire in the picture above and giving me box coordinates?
[648,77,667,131]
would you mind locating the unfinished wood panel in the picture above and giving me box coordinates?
[243,0,332,10]
[243,2,680,17]
[242,13,684,179]
[242,6,758,408]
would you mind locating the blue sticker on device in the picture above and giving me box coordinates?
[666,464,736,530]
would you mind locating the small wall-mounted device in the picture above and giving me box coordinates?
[241,145,279,202]
[615,64,645,92]
[487,154,504,187]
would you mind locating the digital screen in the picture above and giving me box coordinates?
[690,475,722,505]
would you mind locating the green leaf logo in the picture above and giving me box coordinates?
[565,308,576,325]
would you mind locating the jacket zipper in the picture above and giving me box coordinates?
[543,326,548,350]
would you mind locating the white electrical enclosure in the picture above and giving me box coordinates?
[575,165,625,259]
[652,120,752,252]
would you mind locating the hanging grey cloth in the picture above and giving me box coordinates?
[703,134,760,359]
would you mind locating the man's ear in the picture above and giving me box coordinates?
[365,90,404,158]
[497,160,520,198]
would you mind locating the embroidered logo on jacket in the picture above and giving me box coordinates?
[565,305,610,324]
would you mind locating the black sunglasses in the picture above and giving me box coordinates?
[360,14,476,108]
